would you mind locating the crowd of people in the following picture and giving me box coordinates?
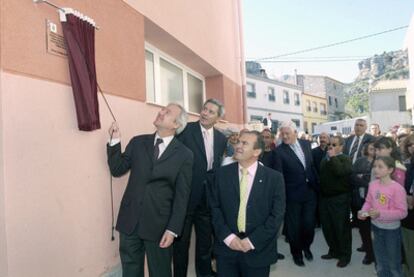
[106,99,414,277]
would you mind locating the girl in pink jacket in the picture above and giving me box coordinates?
[359,156,407,277]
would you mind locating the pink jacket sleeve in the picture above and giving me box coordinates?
[378,186,408,221]
[392,168,406,187]
[361,185,373,212]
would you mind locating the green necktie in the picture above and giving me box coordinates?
[237,168,248,232]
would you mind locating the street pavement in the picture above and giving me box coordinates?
[188,228,376,277]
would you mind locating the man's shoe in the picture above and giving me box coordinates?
[321,253,335,260]
[277,253,285,260]
[362,256,374,265]
[293,257,305,267]
[304,249,313,261]
[336,260,349,268]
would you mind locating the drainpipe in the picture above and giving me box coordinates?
[236,0,247,126]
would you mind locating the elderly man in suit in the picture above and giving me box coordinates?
[107,103,193,277]
[210,131,285,277]
[343,118,374,164]
[173,99,227,277]
[273,121,319,267]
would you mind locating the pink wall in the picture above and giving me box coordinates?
[0,1,246,275]
[0,72,170,276]
[0,72,8,277]
[124,0,244,85]
[0,72,222,276]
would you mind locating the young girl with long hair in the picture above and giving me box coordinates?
[358,156,407,277]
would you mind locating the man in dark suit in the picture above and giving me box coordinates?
[107,103,193,277]
[343,118,374,164]
[343,118,374,236]
[311,132,330,174]
[273,121,319,267]
[210,131,285,277]
[173,99,227,277]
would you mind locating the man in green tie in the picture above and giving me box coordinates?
[209,131,286,277]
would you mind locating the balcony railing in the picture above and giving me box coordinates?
[268,95,275,102]
[295,100,300,106]
[283,99,290,104]
[320,111,327,115]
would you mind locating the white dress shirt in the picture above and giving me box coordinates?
[200,124,214,171]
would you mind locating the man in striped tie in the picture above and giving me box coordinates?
[209,131,286,277]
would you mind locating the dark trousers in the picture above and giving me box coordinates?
[285,195,317,258]
[173,204,213,277]
[119,228,172,277]
[358,217,375,260]
[319,193,352,262]
[216,254,270,277]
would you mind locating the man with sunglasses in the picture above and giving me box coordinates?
[319,135,353,268]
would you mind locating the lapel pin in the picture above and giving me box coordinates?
[259,179,263,183]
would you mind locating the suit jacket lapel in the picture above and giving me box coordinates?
[231,163,240,199]
[192,122,207,162]
[144,134,156,162]
[247,164,264,205]
[213,128,222,167]
[283,143,304,169]
[156,137,180,164]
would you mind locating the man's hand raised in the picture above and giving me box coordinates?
[108,122,121,140]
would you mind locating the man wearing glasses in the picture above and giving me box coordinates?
[319,135,353,268]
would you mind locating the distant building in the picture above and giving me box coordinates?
[246,73,303,130]
[404,15,414,125]
[302,93,328,134]
[284,74,346,121]
[369,80,411,132]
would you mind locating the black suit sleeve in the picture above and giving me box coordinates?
[210,169,233,241]
[167,150,194,235]
[248,173,286,252]
[107,139,134,177]
[273,149,283,173]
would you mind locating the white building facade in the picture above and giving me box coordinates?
[404,15,414,125]
[369,80,411,131]
[246,74,303,130]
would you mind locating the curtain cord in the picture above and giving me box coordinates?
[61,15,117,241]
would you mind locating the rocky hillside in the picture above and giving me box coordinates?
[345,49,409,115]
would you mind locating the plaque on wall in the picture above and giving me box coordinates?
[46,19,67,58]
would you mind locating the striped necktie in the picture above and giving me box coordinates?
[237,168,248,232]
[349,136,360,162]
[294,143,306,169]
[153,138,163,161]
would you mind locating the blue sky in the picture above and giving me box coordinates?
[243,1,414,83]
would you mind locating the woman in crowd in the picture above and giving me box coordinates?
[350,141,376,265]
[359,156,407,277]
[402,134,414,277]
[374,137,406,186]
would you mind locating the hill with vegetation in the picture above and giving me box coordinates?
[345,49,409,115]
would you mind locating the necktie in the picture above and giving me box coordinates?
[349,136,360,162]
[203,129,213,170]
[153,138,163,161]
[237,168,248,233]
